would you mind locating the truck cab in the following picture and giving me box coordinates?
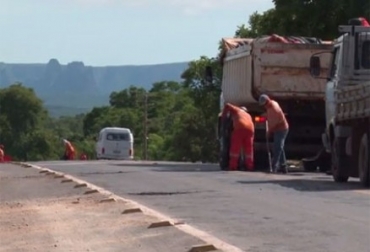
[310,17,370,186]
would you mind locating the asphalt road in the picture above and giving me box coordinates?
[30,160,370,252]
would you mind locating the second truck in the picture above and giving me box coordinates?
[309,17,370,187]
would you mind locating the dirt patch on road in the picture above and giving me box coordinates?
[0,196,208,252]
[0,164,210,252]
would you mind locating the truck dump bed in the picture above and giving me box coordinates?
[334,30,370,122]
[335,81,370,121]
[221,36,333,105]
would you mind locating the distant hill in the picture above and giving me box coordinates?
[0,59,189,117]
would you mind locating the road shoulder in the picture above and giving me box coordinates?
[0,163,225,252]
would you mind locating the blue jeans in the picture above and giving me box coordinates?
[272,129,289,171]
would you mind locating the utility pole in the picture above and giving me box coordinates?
[143,93,148,160]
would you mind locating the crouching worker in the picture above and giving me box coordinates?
[221,103,255,171]
[0,144,4,162]
[62,139,75,160]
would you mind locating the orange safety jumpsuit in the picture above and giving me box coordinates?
[222,103,255,170]
[64,140,75,160]
[0,145,4,162]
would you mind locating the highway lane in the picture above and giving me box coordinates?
[31,160,370,252]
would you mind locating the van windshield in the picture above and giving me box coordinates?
[106,133,130,141]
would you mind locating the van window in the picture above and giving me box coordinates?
[106,133,130,141]
[361,41,370,69]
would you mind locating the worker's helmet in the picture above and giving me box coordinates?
[258,94,270,106]
[240,106,248,112]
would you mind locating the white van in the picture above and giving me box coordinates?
[95,127,134,160]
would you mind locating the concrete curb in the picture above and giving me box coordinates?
[11,161,243,252]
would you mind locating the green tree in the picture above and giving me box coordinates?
[82,106,111,137]
[0,83,58,161]
[178,57,223,162]
[109,85,146,109]
[236,0,370,40]
[0,83,46,133]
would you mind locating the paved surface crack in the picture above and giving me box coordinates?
[128,191,200,196]
[0,175,42,180]
[76,171,131,176]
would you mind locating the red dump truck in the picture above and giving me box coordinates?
[206,35,333,170]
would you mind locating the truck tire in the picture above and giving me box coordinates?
[219,116,232,170]
[219,156,228,170]
[219,136,230,170]
[358,133,370,187]
[331,137,349,183]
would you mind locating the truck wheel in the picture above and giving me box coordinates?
[219,142,229,170]
[358,133,370,187]
[331,137,349,183]
[219,158,228,170]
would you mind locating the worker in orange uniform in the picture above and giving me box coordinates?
[0,144,4,162]
[63,139,75,160]
[221,103,255,171]
[259,94,289,173]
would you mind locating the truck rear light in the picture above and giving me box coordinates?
[254,116,267,123]
[102,147,105,154]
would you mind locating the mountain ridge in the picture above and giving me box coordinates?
[0,59,190,116]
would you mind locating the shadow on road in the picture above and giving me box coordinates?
[236,178,367,192]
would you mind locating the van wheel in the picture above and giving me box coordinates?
[358,133,370,187]
[331,137,349,183]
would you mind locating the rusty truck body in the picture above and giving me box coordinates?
[214,35,333,169]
